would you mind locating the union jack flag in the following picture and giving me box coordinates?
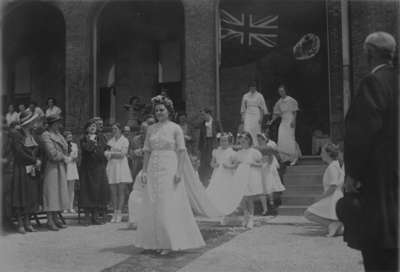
[220,9,279,48]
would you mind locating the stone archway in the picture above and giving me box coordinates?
[95,0,184,126]
[2,2,66,113]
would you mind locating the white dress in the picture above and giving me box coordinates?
[206,147,238,214]
[306,160,344,220]
[241,91,268,146]
[233,148,264,197]
[106,136,133,184]
[45,106,62,117]
[134,121,205,250]
[259,141,285,194]
[66,142,79,181]
[273,96,300,162]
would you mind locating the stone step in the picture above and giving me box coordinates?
[281,195,318,206]
[278,205,308,216]
[297,156,324,166]
[283,186,323,194]
[283,175,323,186]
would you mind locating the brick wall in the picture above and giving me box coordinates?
[349,0,399,90]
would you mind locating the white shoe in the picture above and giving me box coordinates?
[160,249,171,256]
[247,218,254,229]
[110,213,117,223]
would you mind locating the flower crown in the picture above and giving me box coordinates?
[216,132,233,139]
[151,95,174,109]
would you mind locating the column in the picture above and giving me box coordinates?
[182,0,217,120]
[57,2,94,132]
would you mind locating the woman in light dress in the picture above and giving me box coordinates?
[240,81,268,146]
[45,97,62,117]
[134,95,206,255]
[232,132,264,228]
[106,123,133,223]
[64,131,79,213]
[256,133,285,215]
[269,84,301,165]
[206,133,238,221]
[304,143,344,237]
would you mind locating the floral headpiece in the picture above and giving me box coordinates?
[216,132,233,139]
[151,95,174,109]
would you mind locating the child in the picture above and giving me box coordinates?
[64,131,79,213]
[232,131,264,228]
[206,132,237,224]
[189,150,201,179]
[257,132,285,216]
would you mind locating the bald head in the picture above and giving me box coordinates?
[364,31,396,61]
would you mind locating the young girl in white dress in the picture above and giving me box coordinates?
[105,123,133,223]
[206,132,237,223]
[304,143,344,237]
[256,133,285,215]
[232,132,264,228]
[64,131,79,213]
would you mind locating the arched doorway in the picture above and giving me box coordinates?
[2,2,66,113]
[218,0,330,155]
[96,0,184,126]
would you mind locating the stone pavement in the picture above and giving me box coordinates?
[0,216,363,272]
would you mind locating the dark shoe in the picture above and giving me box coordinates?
[24,225,37,232]
[47,223,59,231]
[17,225,26,234]
[54,221,67,229]
[91,217,104,225]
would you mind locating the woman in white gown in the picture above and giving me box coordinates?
[134,96,205,255]
[270,84,301,165]
[241,81,268,146]
[206,132,237,217]
[304,143,344,237]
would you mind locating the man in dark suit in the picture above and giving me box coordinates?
[197,108,221,187]
[344,31,398,271]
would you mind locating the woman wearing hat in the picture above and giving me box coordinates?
[41,114,70,230]
[79,119,110,225]
[10,110,42,233]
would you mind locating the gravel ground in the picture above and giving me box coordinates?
[0,216,363,272]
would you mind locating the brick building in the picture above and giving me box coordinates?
[1,0,399,154]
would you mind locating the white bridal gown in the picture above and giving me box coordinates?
[134,121,209,250]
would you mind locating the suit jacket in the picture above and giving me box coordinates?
[344,64,398,249]
[198,119,221,150]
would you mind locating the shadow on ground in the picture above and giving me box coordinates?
[100,223,247,272]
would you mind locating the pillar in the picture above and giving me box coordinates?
[182,0,217,120]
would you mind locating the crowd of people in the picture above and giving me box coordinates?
[1,30,398,271]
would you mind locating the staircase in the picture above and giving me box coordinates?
[279,156,326,216]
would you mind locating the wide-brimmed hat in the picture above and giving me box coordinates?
[46,114,63,125]
[19,110,39,127]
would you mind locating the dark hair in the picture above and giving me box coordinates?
[129,96,139,105]
[202,108,212,115]
[84,119,96,133]
[324,143,341,160]
[248,80,258,88]
[112,122,123,132]
[47,97,57,105]
[153,101,175,118]
[278,83,287,90]
[30,101,38,107]
[241,131,254,146]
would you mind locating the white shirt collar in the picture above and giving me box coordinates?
[371,63,388,74]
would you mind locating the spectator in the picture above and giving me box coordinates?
[105,123,133,223]
[9,110,41,233]
[64,131,79,213]
[45,97,62,117]
[5,104,19,127]
[29,101,45,118]
[79,119,110,225]
[177,112,194,152]
[41,115,69,230]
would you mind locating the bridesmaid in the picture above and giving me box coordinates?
[240,80,268,146]
[304,143,345,237]
[79,120,110,225]
[10,110,41,233]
